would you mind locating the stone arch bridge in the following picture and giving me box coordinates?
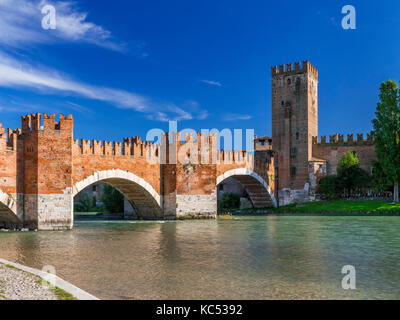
[0,114,276,230]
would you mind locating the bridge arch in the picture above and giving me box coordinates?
[0,189,21,227]
[73,169,163,219]
[216,168,277,208]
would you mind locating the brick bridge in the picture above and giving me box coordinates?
[0,113,276,230]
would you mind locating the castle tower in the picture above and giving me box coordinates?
[271,61,318,204]
[21,113,74,230]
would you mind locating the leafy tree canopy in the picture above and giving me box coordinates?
[372,80,400,202]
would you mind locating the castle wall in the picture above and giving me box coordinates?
[312,134,376,175]
[0,124,23,226]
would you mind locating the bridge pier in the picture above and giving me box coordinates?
[175,193,217,219]
[23,192,73,231]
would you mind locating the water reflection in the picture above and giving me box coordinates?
[0,216,399,299]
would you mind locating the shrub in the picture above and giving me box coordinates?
[318,175,341,199]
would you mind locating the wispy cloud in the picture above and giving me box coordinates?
[0,52,207,121]
[65,101,93,114]
[201,80,222,87]
[224,113,252,121]
[0,0,125,52]
[0,1,207,122]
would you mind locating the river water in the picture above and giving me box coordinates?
[0,216,399,300]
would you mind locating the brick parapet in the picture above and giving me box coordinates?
[271,60,318,79]
[312,133,374,146]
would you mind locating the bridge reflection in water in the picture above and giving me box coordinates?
[0,216,399,300]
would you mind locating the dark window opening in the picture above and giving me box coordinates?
[219,184,224,191]
[287,78,291,85]
[296,132,299,140]
[290,167,297,177]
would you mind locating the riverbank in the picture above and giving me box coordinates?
[273,200,400,215]
[0,259,99,300]
[221,200,400,216]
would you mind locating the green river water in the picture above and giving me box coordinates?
[0,215,399,300]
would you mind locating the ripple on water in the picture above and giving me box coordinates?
[0,216,399,299]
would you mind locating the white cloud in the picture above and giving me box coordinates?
[224,113,252,121]
[0,1,208,122]
[0,52,208,121]
[201,80,222,87]
[0,0,125,52]
[0,53,147,111]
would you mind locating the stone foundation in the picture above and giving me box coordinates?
[24,192,73,231]
[278,188,315,206]
[175,192,217,219]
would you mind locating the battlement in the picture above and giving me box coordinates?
[271,60,318,79]
[73,136,160,161]
[21,113,73,134]
[312,133,374,146]
[72,130,262,165]
[0,122,20,152]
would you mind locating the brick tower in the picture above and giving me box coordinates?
[271,61,318,204]
[21,113,74,230]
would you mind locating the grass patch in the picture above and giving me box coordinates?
[273,200,400,215]
[74,212,102,217]
[37,279,78,300]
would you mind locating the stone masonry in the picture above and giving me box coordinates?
[0,114,276,230]
[271,61,376,205]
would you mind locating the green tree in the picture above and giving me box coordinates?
[337,151,371,194]
[372,80,400,202]
[101,184,124,213]
[338,150,359,169]
[75,192,92,212]
[219,193,240,210]
[371,160,393,192]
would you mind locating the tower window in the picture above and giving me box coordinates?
[281,101,284,106]
[287,78,291,85]
[296,132,299,140]
[290,167,297,177]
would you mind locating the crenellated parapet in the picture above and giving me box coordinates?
[0,123,21,152]
[21,113,73,134]
[271,60,318,79]
[73,136,160,162]
[312,133,374,146]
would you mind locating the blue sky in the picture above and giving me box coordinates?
[0,0,399,142]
